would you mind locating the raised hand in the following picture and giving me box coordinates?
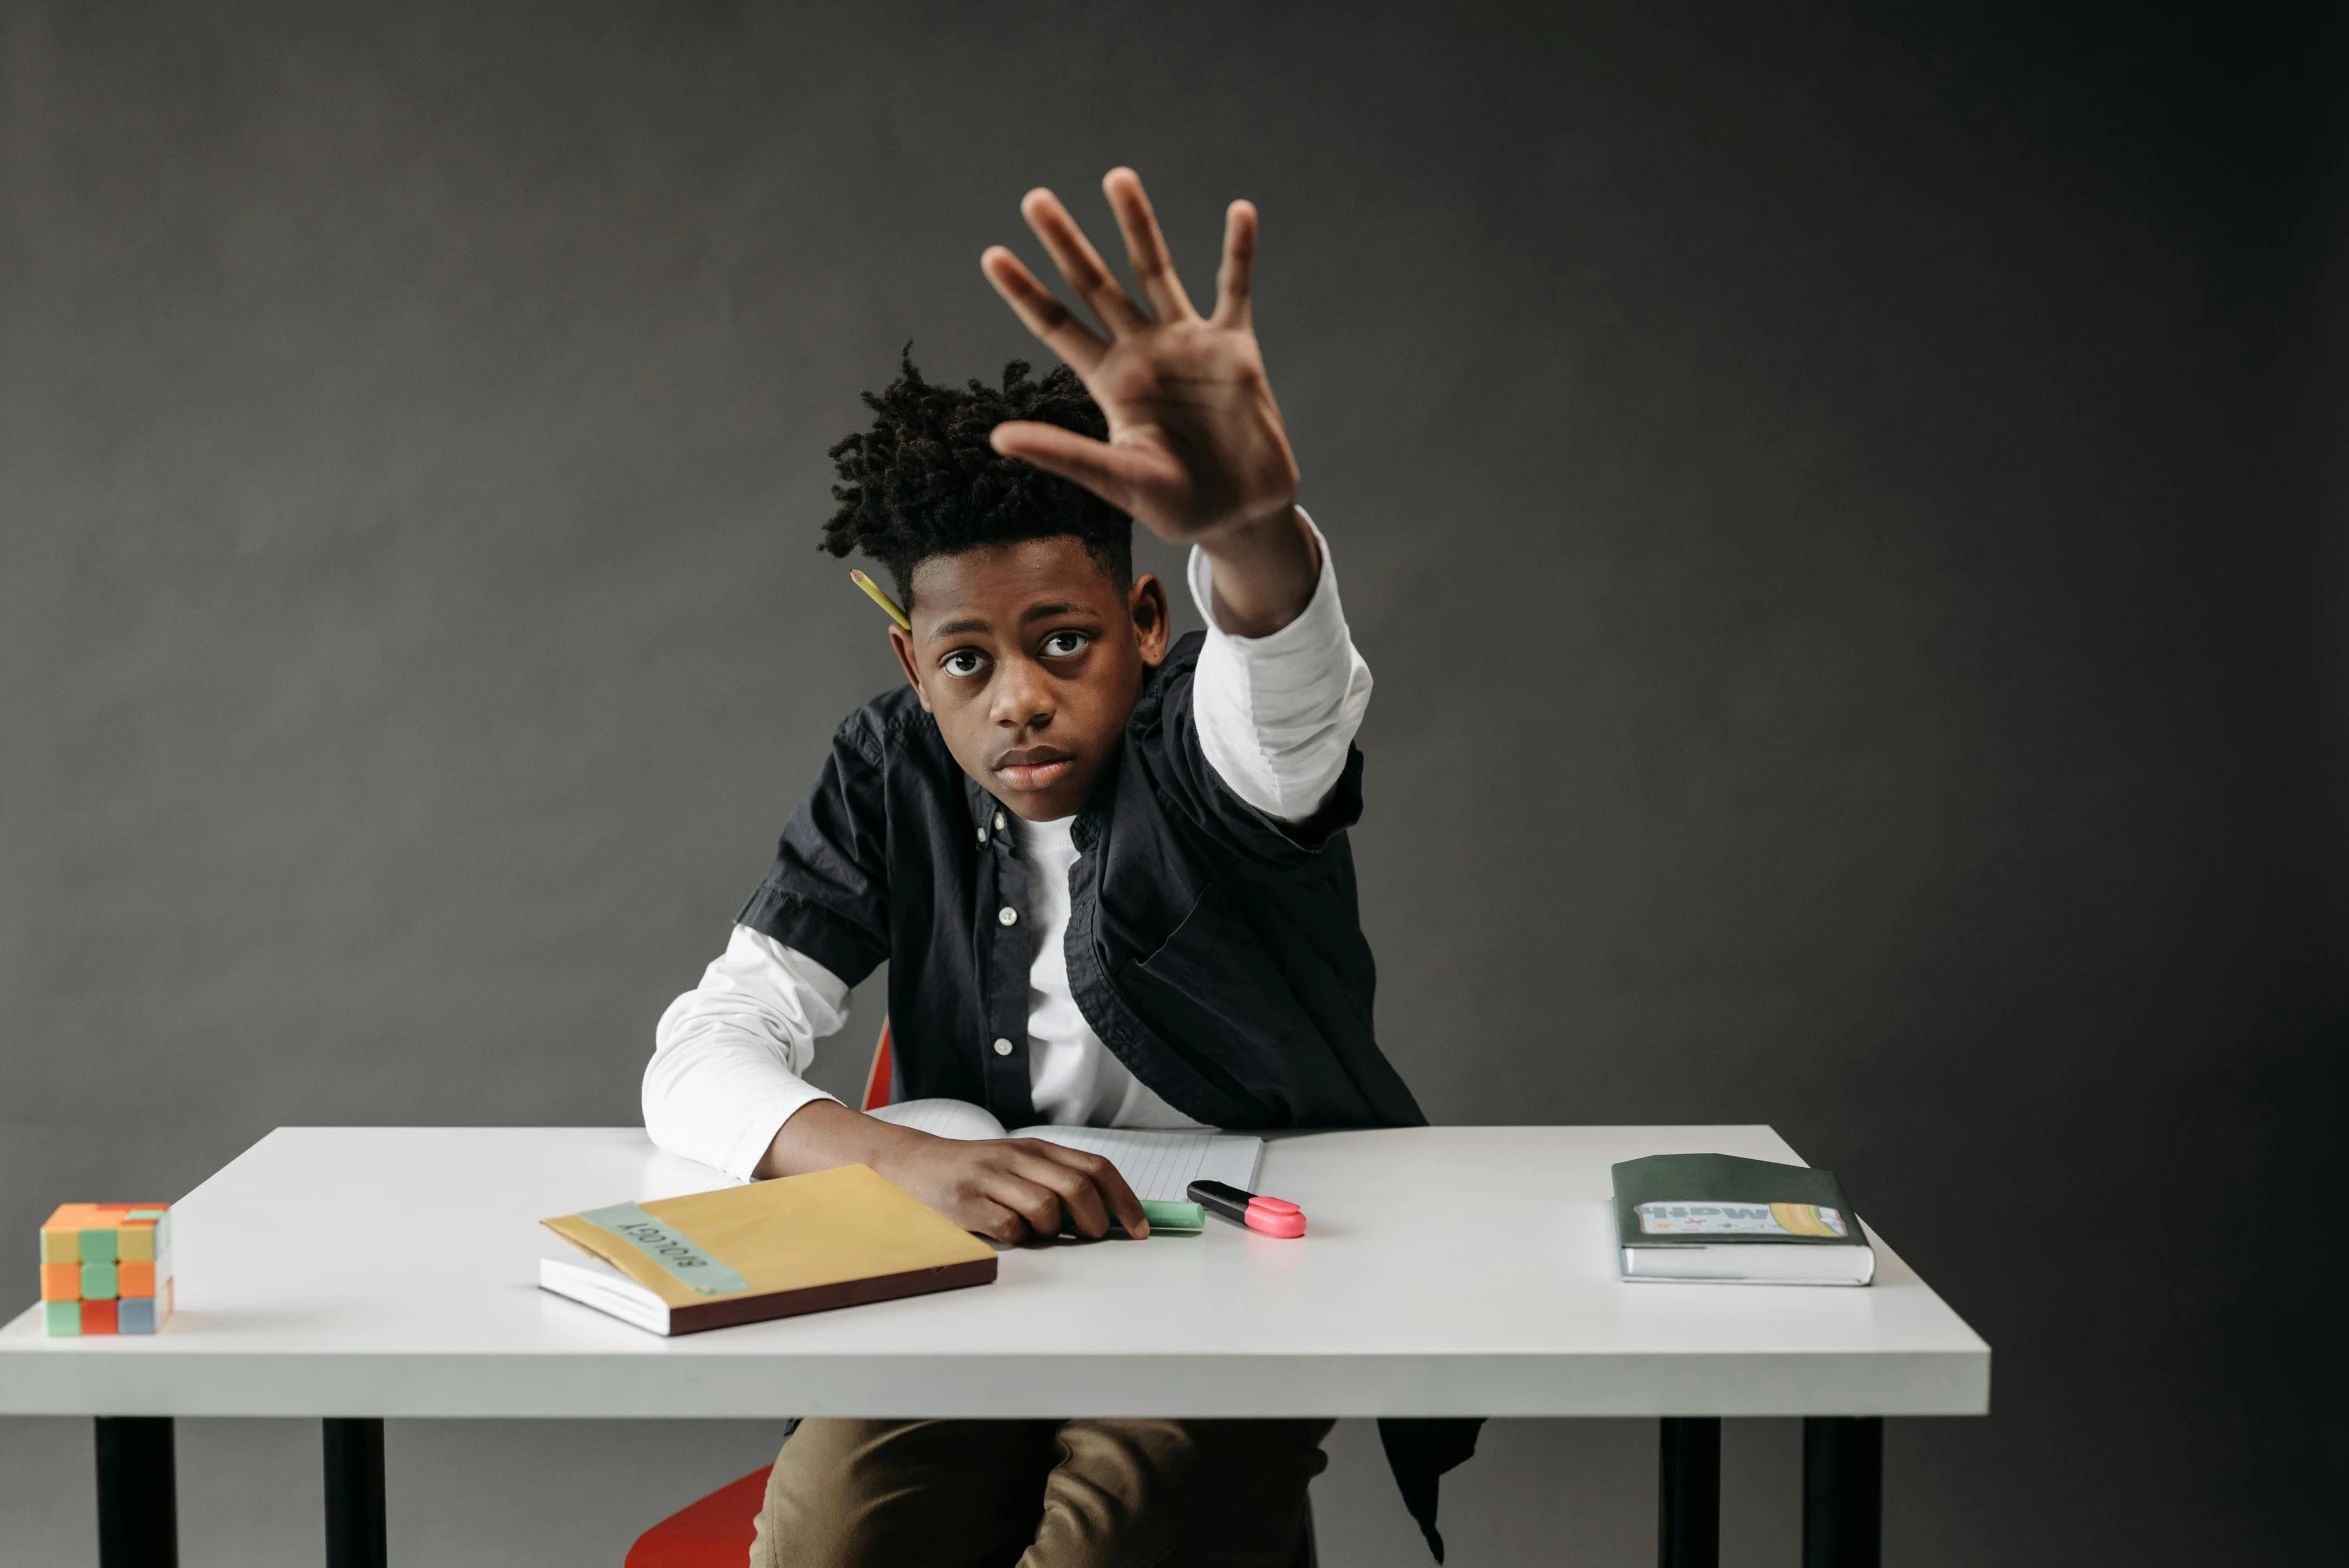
[983,169,1317,635]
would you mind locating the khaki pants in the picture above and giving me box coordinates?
[749,1417,1334,1568]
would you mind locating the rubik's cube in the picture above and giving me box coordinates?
[40,1204,174,1336]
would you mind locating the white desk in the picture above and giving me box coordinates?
[2,1126,1989,1565]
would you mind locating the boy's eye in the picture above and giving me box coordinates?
[941,650,987,678]
[1040,630,1090,658]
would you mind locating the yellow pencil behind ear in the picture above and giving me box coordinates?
[850,569,910,630]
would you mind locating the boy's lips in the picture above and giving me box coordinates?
[994,746,1077,791]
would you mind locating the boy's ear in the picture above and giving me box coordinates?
[888,625,933,711]
[1129,573,1170,668]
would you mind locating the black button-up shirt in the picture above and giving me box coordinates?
[735,629,1475,1555]
[737,630,1426,1133]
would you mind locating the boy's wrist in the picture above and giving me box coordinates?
[1199,504,1318,638]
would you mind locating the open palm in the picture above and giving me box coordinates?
[981,169,1299,549]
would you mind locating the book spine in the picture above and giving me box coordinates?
[666,1256,999,1334]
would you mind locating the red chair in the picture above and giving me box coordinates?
[624,1020,1317,1567]
[858,1017,896,1113]
[625,1464,772,1567]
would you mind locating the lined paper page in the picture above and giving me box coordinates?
[1016,1127,1264,1202]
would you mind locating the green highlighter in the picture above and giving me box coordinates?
[1060,1200,1205,1238]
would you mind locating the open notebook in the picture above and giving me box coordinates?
[869,1098,1262,1202]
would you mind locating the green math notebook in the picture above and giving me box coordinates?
[1611,1153,1875,1285]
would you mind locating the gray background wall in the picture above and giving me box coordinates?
[3,3,2341,1564]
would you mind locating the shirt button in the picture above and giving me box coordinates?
[976,826,988,844]
[998,905,1018,926]
[992,1037,1014,1057]
[994,811,1006,831]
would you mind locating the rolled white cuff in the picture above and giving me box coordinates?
[642,926,852,1180]
[1187,510,1373,823]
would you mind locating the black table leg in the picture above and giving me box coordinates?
[94,1416,178,1568]
[1802,1417,1883,1568]
[1657,1417,1720,1568]
[323,1418,388,1568]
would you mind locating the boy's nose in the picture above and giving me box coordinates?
[990,658,1054,728]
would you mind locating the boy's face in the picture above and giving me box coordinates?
[890,536,1169,822]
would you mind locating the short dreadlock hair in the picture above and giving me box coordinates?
[820,354,1132,606]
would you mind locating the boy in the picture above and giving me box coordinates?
[644,169,1471,1566]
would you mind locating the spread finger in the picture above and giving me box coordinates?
[982,248,1108,372]
[1211,200,1257,329]
[1103,167,1197,322]
[1022,187,1147,333]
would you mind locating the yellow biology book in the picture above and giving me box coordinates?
[539,1163,996,1335]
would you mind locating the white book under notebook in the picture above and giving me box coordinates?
[868,1098,1262,1202]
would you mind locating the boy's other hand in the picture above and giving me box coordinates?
[757,1099,1150,1243]
[983,169,1317,636]
[881,1133,1151,1244]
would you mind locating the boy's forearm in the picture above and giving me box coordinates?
[759,1098,1150,1243]
[1198,504,1320,638]
[754,1097,923,1180]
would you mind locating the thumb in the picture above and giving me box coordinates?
[990,422,1172,513]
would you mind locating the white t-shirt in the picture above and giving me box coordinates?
[642,516,1372,1178]
[1009,811,1203,1129]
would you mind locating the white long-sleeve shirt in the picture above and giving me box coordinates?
[643,517,1371,1178]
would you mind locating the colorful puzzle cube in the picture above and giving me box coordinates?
[39,1205,173,1336]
